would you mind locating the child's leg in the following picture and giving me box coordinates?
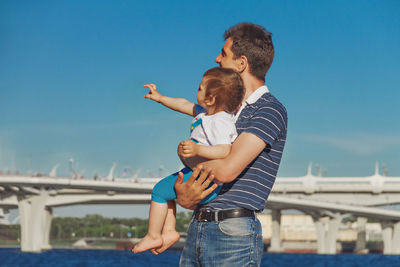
[152,167,221,205]
[133,168,191,254]
[153,200,180,254]
[132,201,167,253]
[151,167,193,203]
[163,200,177,232]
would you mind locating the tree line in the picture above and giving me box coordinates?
[0,212,193,241]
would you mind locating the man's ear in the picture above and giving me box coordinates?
[205,95,216,106]
[237,55,248,73]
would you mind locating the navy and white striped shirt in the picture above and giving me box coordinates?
[203,86,288,211]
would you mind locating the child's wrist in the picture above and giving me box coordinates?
[194,144,199,155]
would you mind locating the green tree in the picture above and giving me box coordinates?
[49,212,193,241]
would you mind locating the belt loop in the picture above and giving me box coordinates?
[214,210,219,223]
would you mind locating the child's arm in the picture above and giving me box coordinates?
[144,84,196,116]
[179,140,231,159]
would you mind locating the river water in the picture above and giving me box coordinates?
[1,248,400,267]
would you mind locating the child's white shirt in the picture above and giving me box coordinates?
[190,105,237,146]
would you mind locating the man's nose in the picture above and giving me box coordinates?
[215,54,222,63]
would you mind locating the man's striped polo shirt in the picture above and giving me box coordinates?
[203,85,288,211]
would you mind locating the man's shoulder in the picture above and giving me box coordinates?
[252,93,287,118]
[259,92,285,107]
[238,92,288,136]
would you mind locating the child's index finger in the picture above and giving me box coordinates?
[143,84,156,90]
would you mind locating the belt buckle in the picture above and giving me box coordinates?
[198,210,211,222]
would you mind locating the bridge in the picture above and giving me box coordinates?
[1,163,400,254]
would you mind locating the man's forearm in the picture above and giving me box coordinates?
[175,133,267,207]
[179,155,227,183]
[196,144,231,159]
[179,155,208,170]
[180,133,267,183]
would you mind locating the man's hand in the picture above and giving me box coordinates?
[178,140,199,158]
[143,84,162,103]
[174,165,218,210]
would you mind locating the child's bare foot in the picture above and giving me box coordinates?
[155,231,180,253]
[132,234,163,253]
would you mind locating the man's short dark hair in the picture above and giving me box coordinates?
[224,22,274,82]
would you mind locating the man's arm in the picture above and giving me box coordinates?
[180,132,266,182]
[175,132,266,207]
[144,84,196,116]
[203,132,266,183]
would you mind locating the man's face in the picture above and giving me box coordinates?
[215,38,241,71]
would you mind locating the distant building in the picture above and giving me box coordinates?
[257,213,383,252]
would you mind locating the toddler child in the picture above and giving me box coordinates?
[132,67,244,254]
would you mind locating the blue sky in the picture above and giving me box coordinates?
[1,1,400,217]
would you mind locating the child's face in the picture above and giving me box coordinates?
[197,78,208,108]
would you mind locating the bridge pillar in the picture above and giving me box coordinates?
[41,207,53,250]
[313,216,327,254]
[18,192,52,252]
[382,221,400,254]
[393,222,400,254]
[382,222,393,254]
[326,214,341,254]
[312,213,342,254]
[268,209,283,252]
[355,217,368,254]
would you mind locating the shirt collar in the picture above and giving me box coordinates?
[245,85,269,105]
[234,85,269,121]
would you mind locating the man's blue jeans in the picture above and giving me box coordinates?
[179,215,264,267]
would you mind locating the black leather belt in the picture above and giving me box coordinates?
[194,208,255,222]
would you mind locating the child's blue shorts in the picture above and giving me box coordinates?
[151,167,221,205]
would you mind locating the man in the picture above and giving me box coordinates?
[175,22,288,266]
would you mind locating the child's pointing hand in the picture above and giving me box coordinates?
[144,84,162,103]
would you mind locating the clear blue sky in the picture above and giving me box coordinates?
[1,1,400,217]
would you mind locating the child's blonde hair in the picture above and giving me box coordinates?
[202,67,244,113]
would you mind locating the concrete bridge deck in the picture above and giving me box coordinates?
[1,172,400,254]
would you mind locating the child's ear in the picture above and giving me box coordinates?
[205,95,216,106]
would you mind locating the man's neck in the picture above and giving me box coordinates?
[242,73,265,101]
